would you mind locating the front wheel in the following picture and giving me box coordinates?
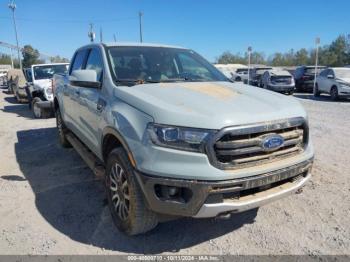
[56,107,71,148]
[32,97,51,118]
[106,148,158,235]
[32,97,43,118]
[330,86,339,101]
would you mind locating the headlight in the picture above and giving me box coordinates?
[46,87,53,95]
[340,83,350,88]
[147,123,214,153]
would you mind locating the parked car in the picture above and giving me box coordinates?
[294,66,326,92]
[315,67,350,100]
[232,68,249,82]
[6,69,28,102]
[28,63,69,118]
[54,43,314,235]
[248,66,273,86]
[261,69,295,95]
[0,69,9,86]
[214,64,247,81]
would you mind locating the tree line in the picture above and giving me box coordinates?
[0,44,69,68]
[217,35,350,67]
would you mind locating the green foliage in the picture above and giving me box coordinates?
[0,53,12,65]
[50,55,70,63]
[216,34,350,67]
[22,45,41,68]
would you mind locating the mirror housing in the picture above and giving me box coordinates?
[69,70,101,88]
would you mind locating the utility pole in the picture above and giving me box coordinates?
[113,34,117,42]
[247,46,252,85]
[313,37,320,93]
[139,11,143,43]
[100,27,103,43]
[10,48,14,69]
[8,0,22,69]
[88,23,95,42]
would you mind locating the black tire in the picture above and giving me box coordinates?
[313,84,321,97]
[106,148,158,235]
[8,84,14,94]
[32,97,51,118]
[55,107,71,148]
[330,86,339,101]
[235,77,241,82]
[288,91,294,95]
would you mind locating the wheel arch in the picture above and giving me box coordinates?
[101,127,137,168]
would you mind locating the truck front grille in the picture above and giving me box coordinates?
[207,117,308,170]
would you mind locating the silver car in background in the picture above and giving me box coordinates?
[315,67,350,100]
[261,69,295,95]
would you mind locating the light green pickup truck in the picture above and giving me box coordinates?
[54,43,314,235]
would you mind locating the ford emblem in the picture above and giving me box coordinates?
[261,134,284,152]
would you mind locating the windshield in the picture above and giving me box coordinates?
[106,46,228,84]
[25,69,33,82]
[256,68,272,75]
[305,67,325,74]
[236,68,248,73]
[334,69,350,78]
[33,64,68,80]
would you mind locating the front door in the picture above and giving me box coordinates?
[77,48,105,155]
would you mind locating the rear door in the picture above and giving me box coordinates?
[77,47,105,155]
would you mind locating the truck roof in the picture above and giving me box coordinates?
[80,42,188,50]
[31,63,69,67]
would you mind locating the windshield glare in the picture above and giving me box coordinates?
[107,46,228,84]
[305,67,324,74]
[33,65,68,80]
[334,69,350,78]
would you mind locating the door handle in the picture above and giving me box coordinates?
[75,90,80,95]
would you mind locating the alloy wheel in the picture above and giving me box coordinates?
[109,163,130,220]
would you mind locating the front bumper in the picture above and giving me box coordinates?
[136,158,313,217]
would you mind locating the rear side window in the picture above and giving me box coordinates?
[85,48,104,82]
[70,50,87,74]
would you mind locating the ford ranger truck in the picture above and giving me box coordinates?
[53,43,314,235]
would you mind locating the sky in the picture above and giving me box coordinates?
[0,0,349,62]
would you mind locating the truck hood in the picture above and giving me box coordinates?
[115,81,307,129]
[337,77,350,84]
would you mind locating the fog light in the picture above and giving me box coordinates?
[168,186,179,196]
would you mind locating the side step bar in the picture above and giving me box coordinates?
[66,133,105,179]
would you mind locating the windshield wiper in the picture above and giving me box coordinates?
[115,78,161,85]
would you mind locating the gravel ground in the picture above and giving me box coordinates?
[0,89,349,255]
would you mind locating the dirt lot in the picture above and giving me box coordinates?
[0,88,349,255]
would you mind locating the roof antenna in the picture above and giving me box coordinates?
[88,23,95,42]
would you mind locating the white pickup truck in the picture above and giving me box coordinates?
[27,63,69,118]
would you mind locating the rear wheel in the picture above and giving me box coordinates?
[313,84,321,97]
[106,148,158,235]
[330,86,339,101]
[56,107,71,148]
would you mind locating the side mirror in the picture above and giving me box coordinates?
[327,75,334,79]
[69,70,101,88]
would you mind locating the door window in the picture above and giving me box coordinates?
[85,48,104,82]
[70,50,88,74]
